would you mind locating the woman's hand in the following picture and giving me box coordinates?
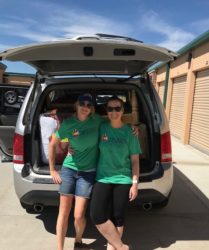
[131,125,139,136]
[129,184,138,201]
[67,145,75,156]
[50,169,62,184]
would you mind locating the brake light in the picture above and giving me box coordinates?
[13,133,24,164]
[161,131,172,162]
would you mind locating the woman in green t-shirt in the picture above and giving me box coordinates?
[49,93,103,250]
[91,96,141,250]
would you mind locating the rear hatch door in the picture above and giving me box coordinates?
[0,35,176,76]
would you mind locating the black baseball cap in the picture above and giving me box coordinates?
[77,93,94,105]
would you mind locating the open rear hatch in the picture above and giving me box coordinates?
[0,35,176,173]
[0,34,176,76]
[26,79,158,179]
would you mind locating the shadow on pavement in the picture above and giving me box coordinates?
[36,167,209,250]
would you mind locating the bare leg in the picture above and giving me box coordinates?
[56,195,74,250]
[107,226,124,250]
[74,196,89,243]
[96,220,128,250]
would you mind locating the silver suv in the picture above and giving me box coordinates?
[0,34,176,212]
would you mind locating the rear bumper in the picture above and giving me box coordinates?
[14,162,173,207]
[20,190,59,206]
[139,162,174,200]
[137,189,171,205]
[13,164,59,206]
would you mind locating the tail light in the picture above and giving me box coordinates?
[161,131,172,162]
[13,133,24,164]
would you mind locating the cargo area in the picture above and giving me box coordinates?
[25,80,159,176]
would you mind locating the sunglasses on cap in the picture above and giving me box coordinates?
[78,101,92,108]
[106,106,122,112]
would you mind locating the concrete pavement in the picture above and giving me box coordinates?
[0,137,209,250]
[172,136,209,204]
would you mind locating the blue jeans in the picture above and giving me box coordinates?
[59,167,96,198]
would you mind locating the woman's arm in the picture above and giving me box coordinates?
[129,154,140,201]
[49,134,62,184]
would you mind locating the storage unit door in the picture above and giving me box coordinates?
[158,81,165,103]
[189,69,209,154]
[169,75,187,138]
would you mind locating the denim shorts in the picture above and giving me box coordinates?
[59,167,96,198]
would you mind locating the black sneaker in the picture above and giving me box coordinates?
[74,241,89,249]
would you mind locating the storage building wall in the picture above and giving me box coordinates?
[169,75,187,138]
[189,69,209,154]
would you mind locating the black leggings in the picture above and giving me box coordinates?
[90,182,131,227]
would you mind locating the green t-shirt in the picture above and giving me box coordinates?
[56,113,103,171]
[96,122,141,184]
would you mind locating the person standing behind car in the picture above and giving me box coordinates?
[49,93,103,250]
[91,96,141,250]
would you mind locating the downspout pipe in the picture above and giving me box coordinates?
[163,62,170,108]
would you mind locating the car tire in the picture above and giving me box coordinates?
[4,90,18,104]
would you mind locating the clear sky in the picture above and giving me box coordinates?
[1,0,209,74]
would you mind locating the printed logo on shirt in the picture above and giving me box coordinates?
[61,138,69,142]
[72,129,79,137]
[101,135,126,144]
[108,138,126,144]
[101,134,108,141]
